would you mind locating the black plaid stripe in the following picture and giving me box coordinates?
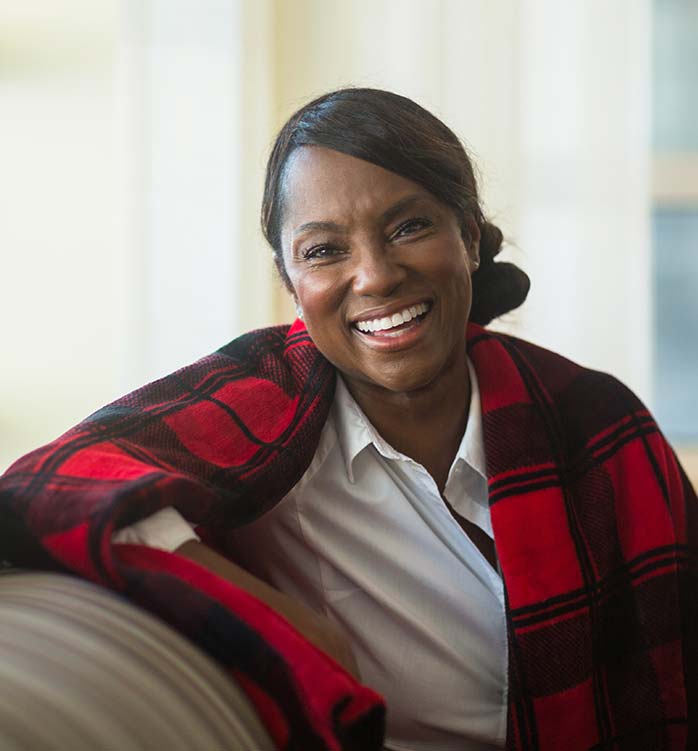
[590,721,684,751]
[489,467,561,505]
[509,546,685,631]
[679,565,698,750]
[555,370,647,458]
[512,564,687,748]
[505,589,540,751]
[517,612,594,697]
[596,574,678,743]
[484,403,557,478]
[568,463,624,578]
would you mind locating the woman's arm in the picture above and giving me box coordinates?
[114,508,359,678]
[175,540,360,680]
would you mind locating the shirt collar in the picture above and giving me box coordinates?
[332,358,487,483]
[332,376,388,482]
[457,358,488,480]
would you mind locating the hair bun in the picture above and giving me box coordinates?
[478,221,503,264]
[470,261,531,327]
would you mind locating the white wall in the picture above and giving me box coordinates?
[1,1,120,470]
[117,0,277,389]
[517,0,652,400]
[1,0,654,473]
[1,0,278,472]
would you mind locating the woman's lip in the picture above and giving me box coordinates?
[350,298,432,325]
[351,306,432,351]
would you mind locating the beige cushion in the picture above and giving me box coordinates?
[0,570,273,751]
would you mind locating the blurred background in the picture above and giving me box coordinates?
[1,0,696,486]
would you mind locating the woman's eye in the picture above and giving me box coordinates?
[392,217,433,240]
[302,244,340,260]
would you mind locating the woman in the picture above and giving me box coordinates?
[1,89,695,751]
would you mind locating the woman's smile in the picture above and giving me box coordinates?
[351,300,433,350]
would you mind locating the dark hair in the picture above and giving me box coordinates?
[261,87,530,326]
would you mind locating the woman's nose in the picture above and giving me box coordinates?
[351,244,407,297]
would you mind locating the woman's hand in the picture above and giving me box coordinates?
[175,540,360,680]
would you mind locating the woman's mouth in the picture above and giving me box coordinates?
[353,302,431,338]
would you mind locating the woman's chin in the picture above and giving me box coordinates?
[345,358,462,398]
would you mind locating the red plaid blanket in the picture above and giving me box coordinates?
[1,321,695,750]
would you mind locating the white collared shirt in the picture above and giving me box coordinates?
[115,360,508,750]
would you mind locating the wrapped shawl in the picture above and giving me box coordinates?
[1,321,696,750]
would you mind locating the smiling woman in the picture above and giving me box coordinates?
[0,88,696,751]
[261,90,529,497]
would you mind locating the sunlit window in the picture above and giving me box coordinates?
[652,0,698,456]
[652,209,698,443]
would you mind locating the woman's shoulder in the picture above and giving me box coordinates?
[94,322,327,427]
[474,326,641,408]
[216,324,292,362]
[470,326,653,464]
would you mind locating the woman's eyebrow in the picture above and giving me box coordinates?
[380,193,429,224]
[293,220,347,237]
[292,193,429,238]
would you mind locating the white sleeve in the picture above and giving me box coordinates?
[112,506,200,552]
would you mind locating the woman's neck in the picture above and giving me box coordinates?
[343,351,471,492]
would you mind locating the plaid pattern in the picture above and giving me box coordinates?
[470,330,698,750]
[0,321,695,750]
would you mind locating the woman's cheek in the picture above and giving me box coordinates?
[297,269,347,319]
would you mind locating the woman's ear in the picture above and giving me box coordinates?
[290,291,304,320]
[277,253,304,320]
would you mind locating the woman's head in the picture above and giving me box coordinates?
[277,144,477,395]
[261,87,530,327]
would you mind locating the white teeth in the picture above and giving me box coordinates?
[355,302,430,334]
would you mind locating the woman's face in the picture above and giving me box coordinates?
[280,146,479,396]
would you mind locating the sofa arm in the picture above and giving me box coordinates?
[0,570,274,750]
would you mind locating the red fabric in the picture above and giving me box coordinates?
[1,321,696,750]
[469,328,697,750]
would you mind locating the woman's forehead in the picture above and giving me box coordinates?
[281,146,431,229]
